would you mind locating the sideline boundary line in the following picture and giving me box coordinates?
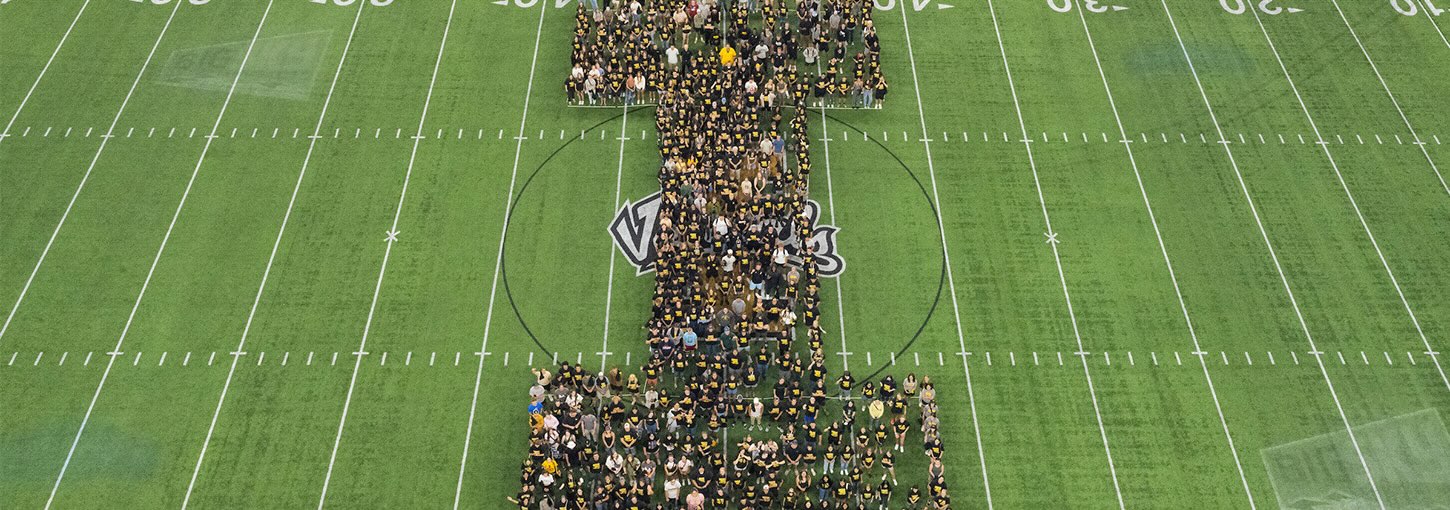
[316,1,460,507]
[44,2,270,507]
[452,2,549,508]
[899,5,994,508]
[181,2,370,507]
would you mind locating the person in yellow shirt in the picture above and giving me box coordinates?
[719,45,737,66]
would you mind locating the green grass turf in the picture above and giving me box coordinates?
[3,0,1450,508]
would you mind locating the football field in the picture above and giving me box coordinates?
[3,0,1450,508]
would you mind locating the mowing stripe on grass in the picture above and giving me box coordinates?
[453,2,548,508]
[0,0,90,150]
[899,6,993,509]
[44,2,273,507]
[1075,3,1255,505]
[1328,0,1449,197]
[982,2,1123,508]
[315,1,460,508]
[1254,7,1450,395]
[180,1,370,507]
[1159,3,1388,508]
[0,0,166,346]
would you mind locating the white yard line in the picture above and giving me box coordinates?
[1169,4,1389,508]
[1411,0,1450,49]
[45,2,271,507]
[1075,4,1254,505]
[983,3,1122,508]
[598,104,628,370]
[0,1,164,345]
[0,0,90,151]
[1327,0,1448,197]
[817,110,851,372]
[812,62,851,371]
[899,6,993,508]
[316,1,459,507]
[180,2,369,507]
[1270,7,1450,394]
[451,3,548,508]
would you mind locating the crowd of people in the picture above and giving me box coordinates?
[510,0,952,507]
[567,0,887,108]
[515,364,952,509]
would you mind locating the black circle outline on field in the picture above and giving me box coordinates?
[501,106,945,382]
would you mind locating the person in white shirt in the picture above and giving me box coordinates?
[721,250,737,272]
[664,477,683,504]
[606,451,625,475]
[748,397,764,429]
[666,45,680,68]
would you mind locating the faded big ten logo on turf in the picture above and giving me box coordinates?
[610,191,845,277]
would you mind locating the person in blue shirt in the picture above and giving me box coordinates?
[681,328,698,352]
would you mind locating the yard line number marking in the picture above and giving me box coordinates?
[1049,0,1128,13]
[1219,0,1306,15]
[1392,0,1446,16]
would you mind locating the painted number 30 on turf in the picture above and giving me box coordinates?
[310,0,395,5]
[125,0,211,4]
[1217,0,1304,15]
[1046,0,1127,13]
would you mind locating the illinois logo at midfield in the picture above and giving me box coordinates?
[610,191,845,277]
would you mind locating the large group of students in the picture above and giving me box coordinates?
[511,0,950,507]
[567,0,887,107]
[515,364,951,509]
